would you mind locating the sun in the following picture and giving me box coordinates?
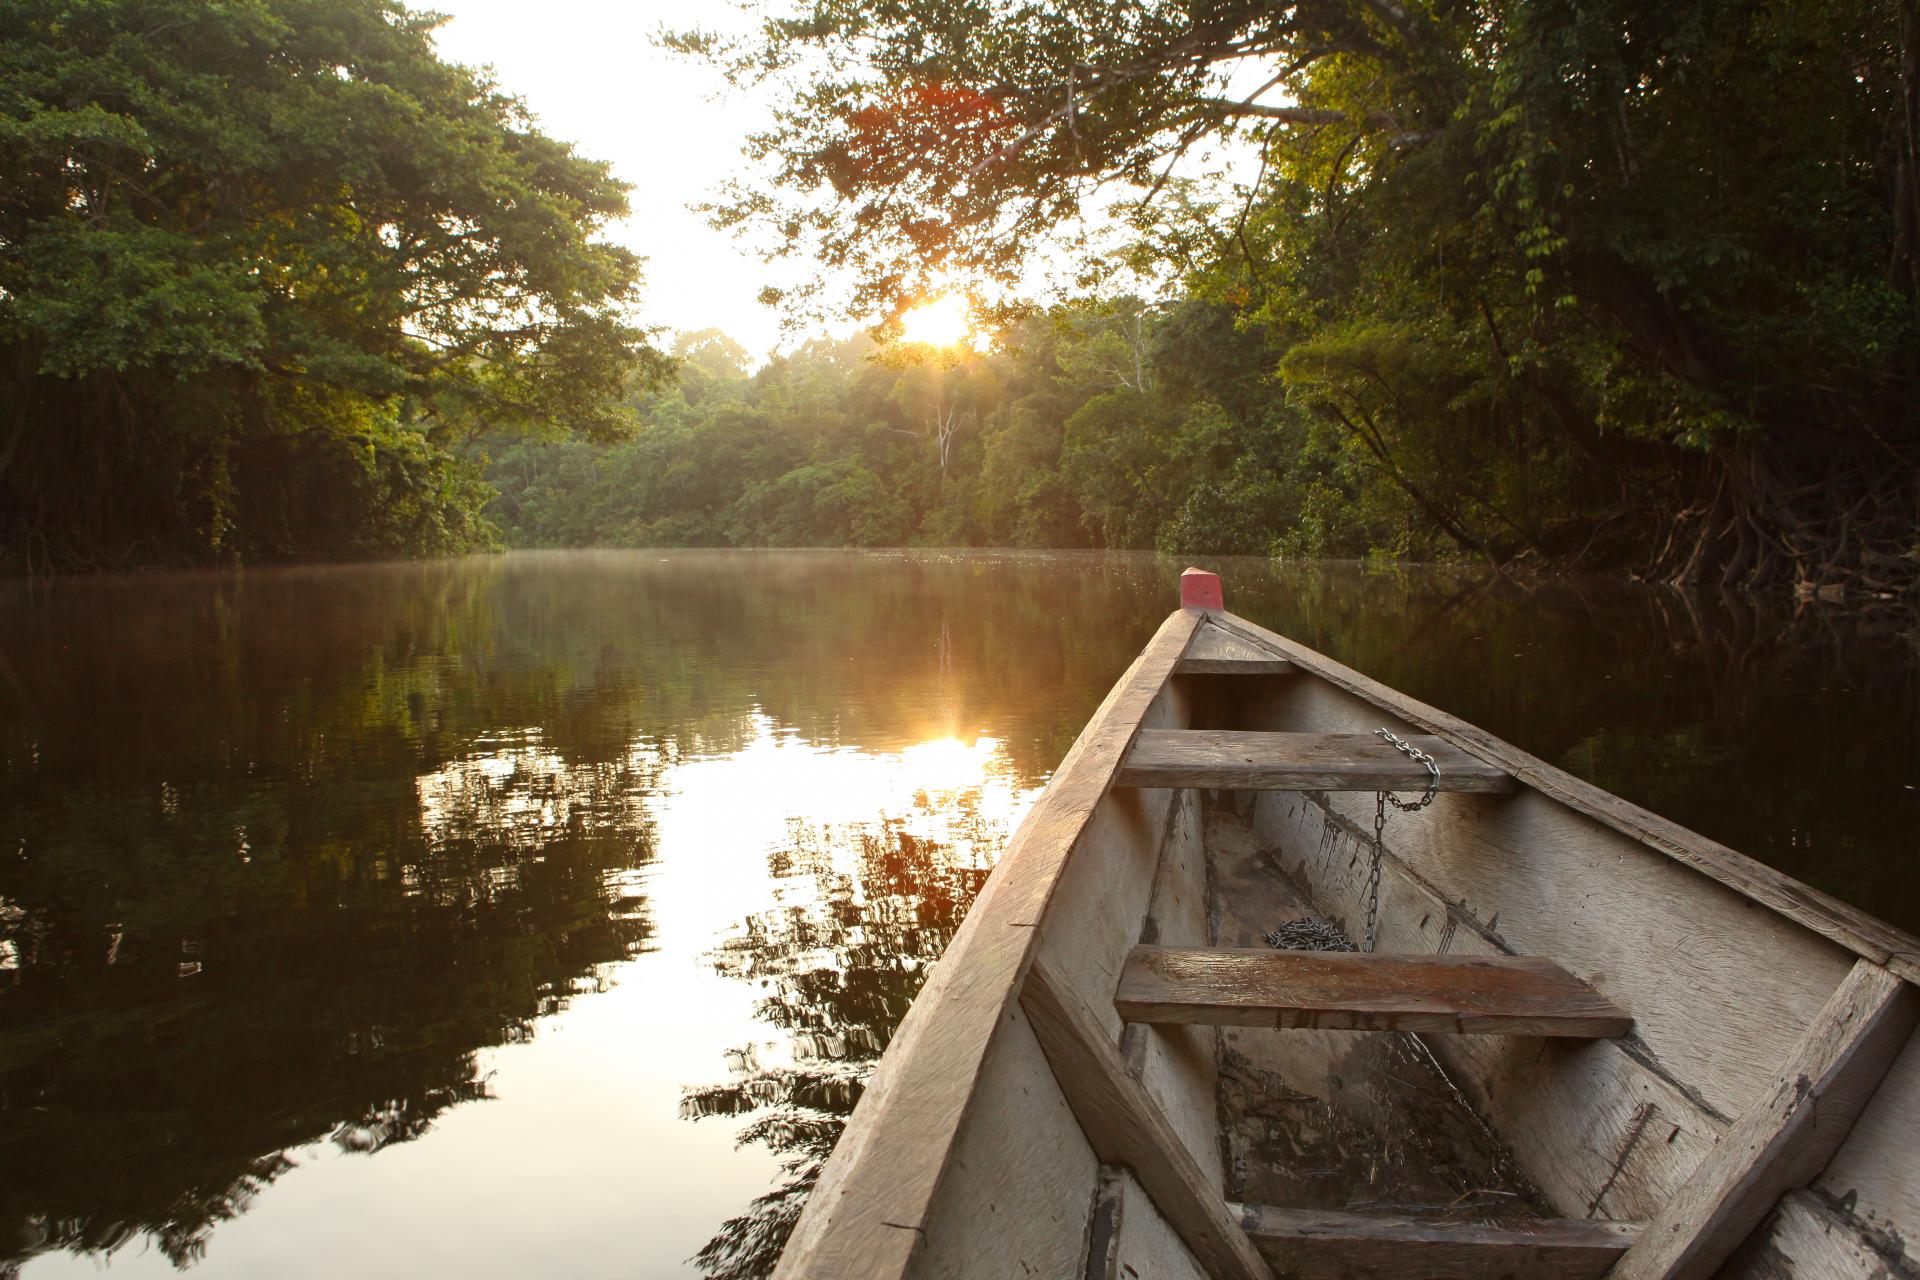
[898,294,975,348]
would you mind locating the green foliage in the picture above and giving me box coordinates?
[488,302,1406,556]
[682,0,1920,589]
[0,0,666,569]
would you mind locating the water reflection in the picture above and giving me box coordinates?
[0,550,1912,1278]
[683,739,1021,1279]
[0,732,660,1269]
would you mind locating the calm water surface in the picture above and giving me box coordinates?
[2,550,1915,1277]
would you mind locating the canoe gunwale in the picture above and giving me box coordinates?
[1203,610,1920,978]
[771,606,1207,1279]
[1203,606,1920,1277]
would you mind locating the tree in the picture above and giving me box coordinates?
[685,0,1920,591]
[675,329,757,390]
[482,302,1379,557]
[0,0,670,569]
[678,1,1432,315]
[881,345,999,480]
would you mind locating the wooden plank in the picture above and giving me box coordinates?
[773,607,1204,1280]
[1116,946,1633,1038]
[1611,959,1920,1280]
[1233,1204,1642,1279]
[1116,729,1512,793]
[1123,786,1225,1192]
[1199,604,1920,1250]
[1020,956,1275,1280]
[913,1010,1100,1277]
[1177,624,1298,676]
[1232,659,1866,1166]
[1208,610,1920,970]
[1250,787,1756,1223]
[1805,1020,1920,1271]
[1205,806,1556,1218]
[1030,676,1195,1050]
[1722,1190,1906,1280]
[913,653,1198,1277]
[1091,1166,1212,1280]
[1225,644,1879,1160]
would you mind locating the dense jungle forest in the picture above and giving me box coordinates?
[4,0,1918,592]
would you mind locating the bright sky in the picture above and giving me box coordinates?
[422,0,795,357]
[421,1,1266,360]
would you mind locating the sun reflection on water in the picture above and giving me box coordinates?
[389,716,1037,1280]
[7,709,1040,1280]
[656,724,1037,1279]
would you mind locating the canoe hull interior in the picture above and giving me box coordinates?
[774,595,1920,1280]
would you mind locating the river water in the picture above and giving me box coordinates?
[1,549,1914,1277]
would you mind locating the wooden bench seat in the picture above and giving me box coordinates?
[1114,729,1512,792]
[1233,1204,1642,1279]
[1116,946,1633,1038]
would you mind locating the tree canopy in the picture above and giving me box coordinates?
[683,0,1920,592]
[0,0,668,569]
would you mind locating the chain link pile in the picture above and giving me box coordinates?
[1262,919,1356,952]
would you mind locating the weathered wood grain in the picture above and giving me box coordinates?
[913,1007,1099,1278]
[1020,956,1275,1280]
[1272,766,1860,1121]
[1091,1165,1211,1280]
[1248,790,1733,1222]
[1238,667,1858,1122]
[1208,611,1920,970]
[1805,1020,1920,1272]
[1177,624,1298,676]
[1612,959,1920,1280]
[1116,729,1513,792]
[772,607,1203,1280]
[1117,946,1632,1037]
[1233,1204,1642,1279]
[1125,786,1226,1192]
[1029,674,1191,1062]
[1204,806,1557,1221]
[1722,1190,1908,1280]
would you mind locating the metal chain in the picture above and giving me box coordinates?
[1364,791,1386,951]
[1376,728,1440,811]
[1263,919,1355,952]
[1364,729,1440,951]
[1267,728,1442,955]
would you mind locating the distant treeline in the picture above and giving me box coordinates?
[488,309,1430,559]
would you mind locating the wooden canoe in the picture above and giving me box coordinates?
[774,568,1920,1280]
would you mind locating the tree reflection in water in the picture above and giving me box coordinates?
[686,790,1007,1280]
[0,739,661,1270]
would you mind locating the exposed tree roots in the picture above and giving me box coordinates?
[1641,436,1920,598]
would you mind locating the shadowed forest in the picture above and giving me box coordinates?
[4,1,1918,592]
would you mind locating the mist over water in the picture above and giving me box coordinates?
[1,550,1913,1276]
